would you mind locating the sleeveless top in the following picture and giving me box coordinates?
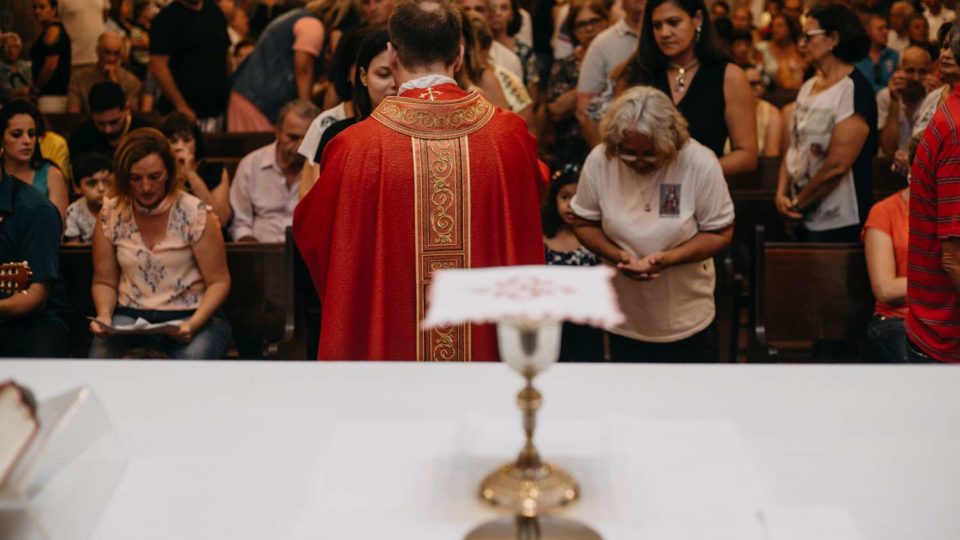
[30,21,71,96]
[652,60,729,157]
[32,161,51,196]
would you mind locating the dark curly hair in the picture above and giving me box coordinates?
[806,4,870,63]
[159,111,208,161]
[0,99,46,170]
[541,163,582,238]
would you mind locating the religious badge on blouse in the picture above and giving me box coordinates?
[659,184,681,217]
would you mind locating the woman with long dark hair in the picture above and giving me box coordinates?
[312,26,397,167]
[0,100,68,219]
[615,0,757,176]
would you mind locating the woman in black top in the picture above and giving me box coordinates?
[615,0,756,176]
[314,27,394,166]
[160,112,232,226]
[30,0,71,105]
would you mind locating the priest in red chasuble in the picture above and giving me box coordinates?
[293,0,545,361]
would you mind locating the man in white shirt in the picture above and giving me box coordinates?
[887,1,915,52]
[459,0,524,79]
[877,46,932,156]
[59,0,109,66]
[575,0,645,148]
[229,100,320,243]
[923,0,956,41]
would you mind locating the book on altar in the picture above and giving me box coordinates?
[0,380,39,489]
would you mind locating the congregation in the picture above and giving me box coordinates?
[0,0,958,362]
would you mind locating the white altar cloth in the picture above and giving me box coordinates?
[0,362,957,540]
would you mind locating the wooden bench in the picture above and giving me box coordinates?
[750,225,874,362]
[208,157,242,180]
[58,230,295,359]
[204,132,274,158]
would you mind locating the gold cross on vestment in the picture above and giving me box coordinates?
[419,87,440,101]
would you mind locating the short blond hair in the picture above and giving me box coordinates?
[600,86,689,168]
[112,128,184,201]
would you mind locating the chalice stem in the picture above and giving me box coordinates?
[516,376,543,471]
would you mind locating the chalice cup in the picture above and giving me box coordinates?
[478,319,579,517]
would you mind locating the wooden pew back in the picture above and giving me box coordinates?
[223,231,296,358]
[751,226,874,360]
[58,231,295,358]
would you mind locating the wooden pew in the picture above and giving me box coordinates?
[223,230,296,358]
[204,132,274,158]
[750,225,874,362]
[58,230,295,359]
[59,244,96,357]
[208,157,242,180]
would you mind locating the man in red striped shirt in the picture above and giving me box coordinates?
[907,29,960,363]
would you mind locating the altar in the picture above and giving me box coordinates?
[1,361,958,540]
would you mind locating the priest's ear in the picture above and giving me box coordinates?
[387,42,400,74]
[451,44,464,74]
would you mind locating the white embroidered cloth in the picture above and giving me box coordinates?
[422,265,624,329]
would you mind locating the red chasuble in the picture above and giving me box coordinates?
[294,83,545,361]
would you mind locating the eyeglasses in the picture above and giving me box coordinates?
[574,17,604,30]
[616,146,659,164]
[799,29,827,41]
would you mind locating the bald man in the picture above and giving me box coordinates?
[878,45,933,156]
[67,32,142,113]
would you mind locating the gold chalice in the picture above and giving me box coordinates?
[465,320,601,539]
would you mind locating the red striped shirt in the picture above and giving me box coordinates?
[907,84,960,362]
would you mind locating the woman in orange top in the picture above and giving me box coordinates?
[862,138,916,363]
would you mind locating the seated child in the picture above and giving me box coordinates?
[64,154,112,244]
[542,163,604,362]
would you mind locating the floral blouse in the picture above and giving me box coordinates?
[100,191,208,311]
[547,53,588,166]
[515,41,539,88]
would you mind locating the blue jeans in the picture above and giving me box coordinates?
[907,337,940,364]
[865,315,907,363]
[89,307,233,360]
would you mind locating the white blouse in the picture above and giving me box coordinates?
[572,140,734,342]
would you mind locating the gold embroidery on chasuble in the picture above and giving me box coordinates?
[372,91,495,362]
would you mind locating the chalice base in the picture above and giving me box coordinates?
[464,515,602,540]
[479,462,579,517]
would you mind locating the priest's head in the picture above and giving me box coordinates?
[388,0,464,80]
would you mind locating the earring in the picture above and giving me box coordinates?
[696,26,702,42]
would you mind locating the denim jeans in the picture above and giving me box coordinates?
[865,315,907,363]
[907,338,940,364]
[89,307,233,360]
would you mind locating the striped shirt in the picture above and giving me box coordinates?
[906,84,960,362]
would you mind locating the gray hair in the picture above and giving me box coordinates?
[0,32,22,48]
[951,25,960,62]
[276,99,321,130]
[599,85,689,168]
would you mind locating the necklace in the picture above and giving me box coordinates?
[133,194,174,216]
[640,177,662,212]
[669,59,700,94]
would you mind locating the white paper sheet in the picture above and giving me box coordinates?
[87,317,183,336]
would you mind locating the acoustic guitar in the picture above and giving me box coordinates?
[0,262,32,295]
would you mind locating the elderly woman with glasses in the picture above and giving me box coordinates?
[571,86,734,362]
[776,3,878,242]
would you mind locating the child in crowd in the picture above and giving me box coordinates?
[542,163,604,361]
[64,153,112,244]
